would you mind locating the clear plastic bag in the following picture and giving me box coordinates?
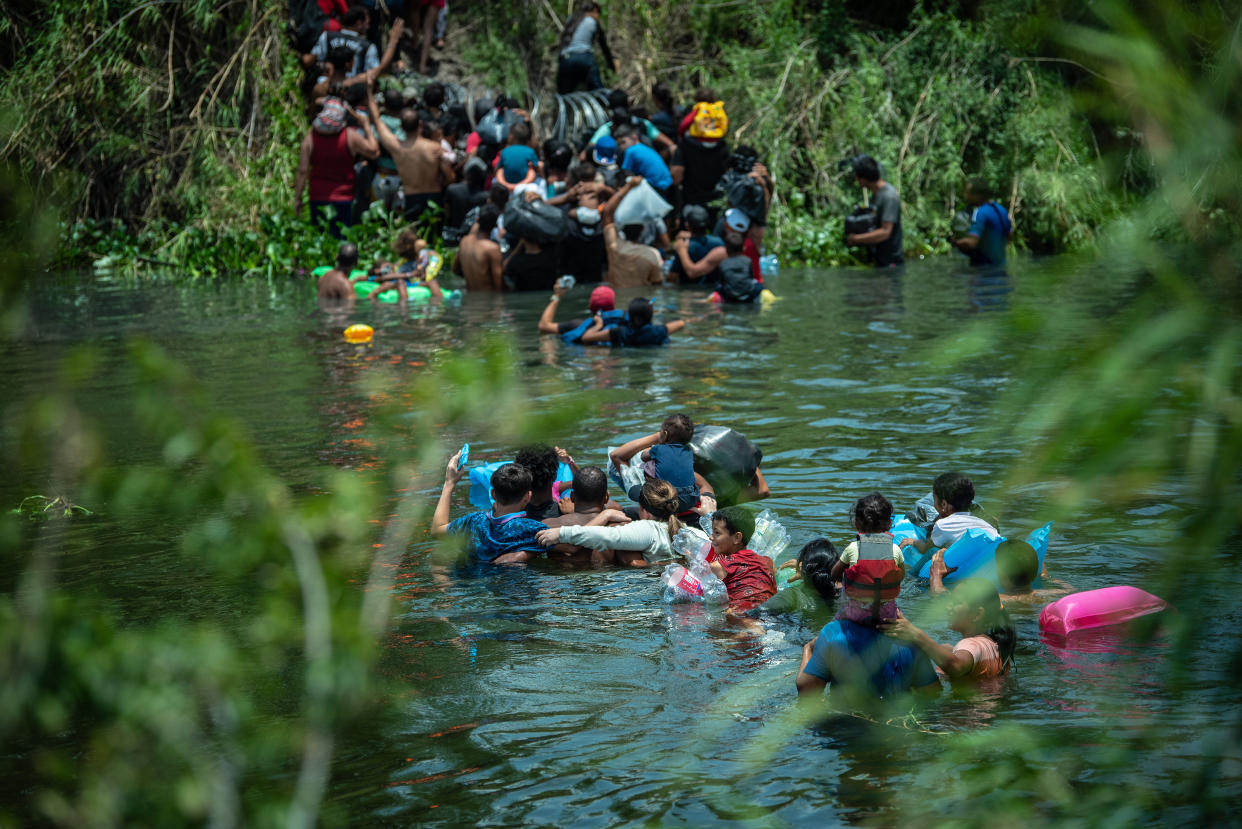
[660,562,727,604]
[606,448,647,494]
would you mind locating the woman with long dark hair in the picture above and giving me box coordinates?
[556,1,615,94]
[879,576,1016,682]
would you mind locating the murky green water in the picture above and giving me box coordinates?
[5,261,1238,825]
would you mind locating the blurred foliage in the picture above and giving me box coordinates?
[0,146,569,823]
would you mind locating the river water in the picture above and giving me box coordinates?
[6,261,1239,825]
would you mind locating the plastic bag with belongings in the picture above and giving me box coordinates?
[504,196,568,245]
[613,179,673,227]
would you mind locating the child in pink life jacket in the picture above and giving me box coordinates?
[829,492,906,625]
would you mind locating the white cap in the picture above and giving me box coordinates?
[724,207,751,232]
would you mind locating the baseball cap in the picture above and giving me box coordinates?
[589,285,616,312]
[592,136,617,166]
[682,204,709,231]
[724,207,751,232]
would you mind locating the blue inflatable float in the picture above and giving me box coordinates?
[909,523,1052,588]
[467,460,574,509]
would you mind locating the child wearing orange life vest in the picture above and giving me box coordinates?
[829,492,906,625]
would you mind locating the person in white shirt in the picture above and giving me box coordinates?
[899,472,998,556]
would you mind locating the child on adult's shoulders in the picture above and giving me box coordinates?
[707,506,777,610]
[609,413,703,514]
[899,471,998,556]
[431,452,548,564]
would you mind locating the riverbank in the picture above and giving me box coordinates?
[1,1,1124,276]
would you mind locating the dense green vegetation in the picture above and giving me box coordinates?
[1,0,1130,272]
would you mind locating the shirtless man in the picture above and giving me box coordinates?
[317,242,358,308]
[541,465,620,566]
[453,204,503,291]
[367,89,455,224]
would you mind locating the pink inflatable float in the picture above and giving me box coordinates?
[1039,586,1170,636]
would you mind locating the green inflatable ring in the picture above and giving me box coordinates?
[312,266,457,304]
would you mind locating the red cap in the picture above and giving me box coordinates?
[589,285,616,312]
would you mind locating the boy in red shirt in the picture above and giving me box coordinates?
[708,506,776,610]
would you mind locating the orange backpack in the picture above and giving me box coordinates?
[688,100,728,140]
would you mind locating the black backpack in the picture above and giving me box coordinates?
[288,0,328,53]
[844,204,878,240]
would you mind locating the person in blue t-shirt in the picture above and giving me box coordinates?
[796,618,941,708]
[614,124,672,195]
[497,121,541,190]
[609,412,702,513]
[432,453,548,564]
[579,297,687,348]
[952,177,1013,267]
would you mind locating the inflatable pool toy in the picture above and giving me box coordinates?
[688,425,762,505]
[1039,586,1169,636]
[467,460,574,510]
[343,323,373,343]
[311,265,457,304]
[353,280,458,304]
[912,523,1052,588]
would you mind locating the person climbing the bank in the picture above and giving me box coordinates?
[366,88,455,229]
[453,203,503,291]
[433,452,549,564]
[952,177,1013,268]
[898,472,998,557]
[648,82,684,141]
[829,492,906,625]
[535,479,682,568]
[706,506,777,610]
[609,413,700,514]
[845,155,904,267]
[879,578,1016,684]
[556,1,615,94]
[406,0,445,77]
[536,283,623,344]
[295,95,379,236]
[316,242,359,307]
[306,6,402,85]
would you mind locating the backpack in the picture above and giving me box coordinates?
[288,0,328,53]
[721,170,765,222]
[688,101,728,140]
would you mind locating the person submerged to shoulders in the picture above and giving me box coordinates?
[706,506,776,611]
[579,296,687,347]
[537,283,626,345]
[899,471,998,557]
[712,230,764,303]
[431,454,547,565]
[761,538,840,630]
[796,617,940,707]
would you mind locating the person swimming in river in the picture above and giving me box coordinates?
[609,413,703,514]
[880,577,1015,684]
[706,506,777,610]
[431,453,549,565]
[536,283,624,344]
[316,242,359,307]
[578,296,687,347]
[830,492,906,625]
[899,471,998,557]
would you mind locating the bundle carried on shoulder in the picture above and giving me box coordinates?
[504,197,568,245]
[663,526,726,603]
[687,100,728,141]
